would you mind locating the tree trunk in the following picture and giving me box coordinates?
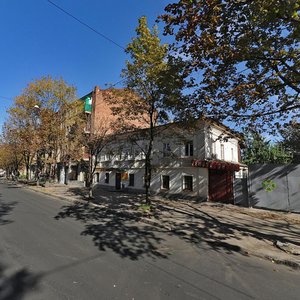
[26,164,29,181]
[85,152,95,199]
[64,163,68,185]
[145,158,151,205]
[145,109,154,206]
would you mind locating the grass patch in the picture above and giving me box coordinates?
[139,204,152,213]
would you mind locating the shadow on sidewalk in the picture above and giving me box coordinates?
[51,184,300,262]
[157,201,300,252]
[155,204,247,254]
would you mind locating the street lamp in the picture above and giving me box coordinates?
[33,105,41,184]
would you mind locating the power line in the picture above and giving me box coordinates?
[47,1,175,89]
[47,0,125,51]
[106,78,126,88]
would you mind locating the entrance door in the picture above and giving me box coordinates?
[115,172,121,190]
[209,170,234,203]
[95,173,100,183]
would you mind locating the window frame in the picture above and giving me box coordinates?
[105,172,109,184]
[185,141,194,156]
[163,143,171,157]
[221,144,225,160]
[161,175,170,190]
[129,173,135,187]
[183,175,193,191]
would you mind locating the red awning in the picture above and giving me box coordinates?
[192,160,240,172]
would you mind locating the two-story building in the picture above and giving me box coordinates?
[74,86,245,203]
[95,119,244,203]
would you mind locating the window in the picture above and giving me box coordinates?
[118,148,123,160]
[161,175,170,190]
[183,176,193,191]
[95,173,100,183]
[231,148,234,161]
[163,143,171,157]
[127,148,134,160]
[221,144,225,160]
[105,172,109,184]
[104,151,113,161]
[129,174,135,186]
[212,141,216,155]
[185,142,194,156]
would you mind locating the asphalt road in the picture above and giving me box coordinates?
[0,181,299,300]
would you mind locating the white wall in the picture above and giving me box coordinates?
[96,120,241,199]
[97,167,208,199]
[151,167,208,198]
[206,126,240,163]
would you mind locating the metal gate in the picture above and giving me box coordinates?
[209,170,234,203]
[248,164,300,212]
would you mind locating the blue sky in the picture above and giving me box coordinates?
[0,0,171,129]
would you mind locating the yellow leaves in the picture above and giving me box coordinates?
[4,76,81,169]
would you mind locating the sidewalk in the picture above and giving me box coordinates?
[24,182,300,270]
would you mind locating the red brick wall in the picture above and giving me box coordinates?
[91,86,148,134]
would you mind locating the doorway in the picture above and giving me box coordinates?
[209,170,234,203]
[115,172,121,190]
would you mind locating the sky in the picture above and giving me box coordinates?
[0,0,172,129]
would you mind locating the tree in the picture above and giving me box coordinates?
[80,116,110,195]
[7,76,81,182]
[0,141,22,179]
[280,121,300,162]
[106,16,185,205]
[242,130,292,164]
[161,0,300,132]
[0,123,24,178]
[7,97,42,180]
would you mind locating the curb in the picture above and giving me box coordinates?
[263,255,300,270]
[20,183,300,270]
[22,184,98,207]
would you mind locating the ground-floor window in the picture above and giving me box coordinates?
[95,173,100,183]
[183,175,193,191]
[129,173,135,186]
[105,172,109,184]
[161,175,170,190]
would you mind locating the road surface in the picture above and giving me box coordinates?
[0,181,299,299]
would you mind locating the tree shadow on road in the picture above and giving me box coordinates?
[53,186,254,258]
[0,262,40,300]
[54,202,167,260]
[53,186,300,259]
[0,199,17,226]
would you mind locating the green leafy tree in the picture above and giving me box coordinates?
[107,16,185,204]
[161,0,300,131]
[280,122,300,162]
[243,130,292,164]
